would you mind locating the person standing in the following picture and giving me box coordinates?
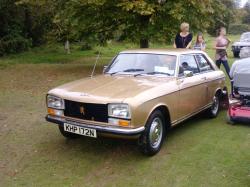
[214,27,231,78]
[193,32,206,51]
[174,22,193,49]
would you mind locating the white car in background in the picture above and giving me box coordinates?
[240,47,250,59]
[232,32,250,58]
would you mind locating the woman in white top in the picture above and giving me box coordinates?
[193,32,206,51]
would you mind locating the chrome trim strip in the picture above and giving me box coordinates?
[171,103,212,126]
[46,115,145,135]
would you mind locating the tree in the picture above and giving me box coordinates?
[2,0,237,50]
[51,0,227,48]
[0,0,54,55]
[243,1,250,24]
[207,0,236,36]
[0,0,31,55]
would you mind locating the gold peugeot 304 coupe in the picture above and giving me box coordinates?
[46,49,228,156]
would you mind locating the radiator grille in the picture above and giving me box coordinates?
[64,100,108,123]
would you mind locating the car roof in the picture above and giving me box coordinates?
[119,49,206,55]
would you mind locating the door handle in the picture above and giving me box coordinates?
[177,79,184,84]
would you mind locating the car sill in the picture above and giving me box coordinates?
[171,103,212,126]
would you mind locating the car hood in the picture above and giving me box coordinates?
[48,74,177,104]
[233,41,250,46]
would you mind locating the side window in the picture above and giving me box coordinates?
[195,54,213,72]
[179,55,199,76]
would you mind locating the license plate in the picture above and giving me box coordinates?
[64,123,97,138]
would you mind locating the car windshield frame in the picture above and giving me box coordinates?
[105,53,178,77]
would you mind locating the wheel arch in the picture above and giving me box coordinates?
[146,104,172,130]
[215,88,223,97]
[214,86,229,109]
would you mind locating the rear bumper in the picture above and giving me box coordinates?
[46,115,145,137]
[228,105,250,123]
[230,116,250,123]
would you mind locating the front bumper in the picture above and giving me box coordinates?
[46,115,145,137]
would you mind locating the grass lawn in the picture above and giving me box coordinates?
[0,35,249,187]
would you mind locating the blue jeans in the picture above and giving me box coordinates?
[216,60,231,79]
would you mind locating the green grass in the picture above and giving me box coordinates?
[0,42,137,66]
[0,35,249,187]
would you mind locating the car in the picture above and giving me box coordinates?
[239,47,250,59]
[232,32,250,58]
[46,49,228,156]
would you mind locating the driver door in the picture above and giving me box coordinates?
[177,54,208,120]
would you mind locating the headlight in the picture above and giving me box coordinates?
[108,104,131,119]
[47,95,65,109]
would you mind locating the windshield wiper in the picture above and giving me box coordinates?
[134,71,171,77]
[110,69,144,75]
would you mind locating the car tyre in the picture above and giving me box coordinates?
[233,51,240,58]
[138,110,166,156]
[58,125,80,139]
[207,94,220,118]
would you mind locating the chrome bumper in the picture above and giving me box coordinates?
[46,115,145,136]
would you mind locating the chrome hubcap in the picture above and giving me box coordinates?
[149,117,163,149]
[211,96,219,115]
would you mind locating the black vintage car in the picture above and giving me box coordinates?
[232,32,250,58]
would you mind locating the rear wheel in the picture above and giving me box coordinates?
[138,110,166,156]
[207,95,220,118]
[58,125,79,139]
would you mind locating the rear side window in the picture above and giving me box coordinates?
[179,55,199,76]
[195,54,213,72]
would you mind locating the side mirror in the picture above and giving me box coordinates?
[103,65,108,73]
[184,70,193,77]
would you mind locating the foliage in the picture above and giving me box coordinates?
[49,0,233,48]
[0,34,240,65]
[0,0,241,52]
[207,0,236,36]
[0,33,32,56]
[228,23,250,35]
[243,1,250,24]
[0,0,52,55]
[0,0,31,55]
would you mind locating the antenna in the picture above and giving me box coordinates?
[91,50,101,78]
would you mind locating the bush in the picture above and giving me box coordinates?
[0,34,32,56]
[80,42,92,51]
[228,24,250,35]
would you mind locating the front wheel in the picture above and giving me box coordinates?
[207,95,220,118]
[138,110,166,156]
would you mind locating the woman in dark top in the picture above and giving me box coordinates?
[174,22,193,49]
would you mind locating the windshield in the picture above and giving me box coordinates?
[240,33,250,42]
[106,53,177,76]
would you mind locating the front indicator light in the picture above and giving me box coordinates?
[108,118,130,127]
[48,108,64,116]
